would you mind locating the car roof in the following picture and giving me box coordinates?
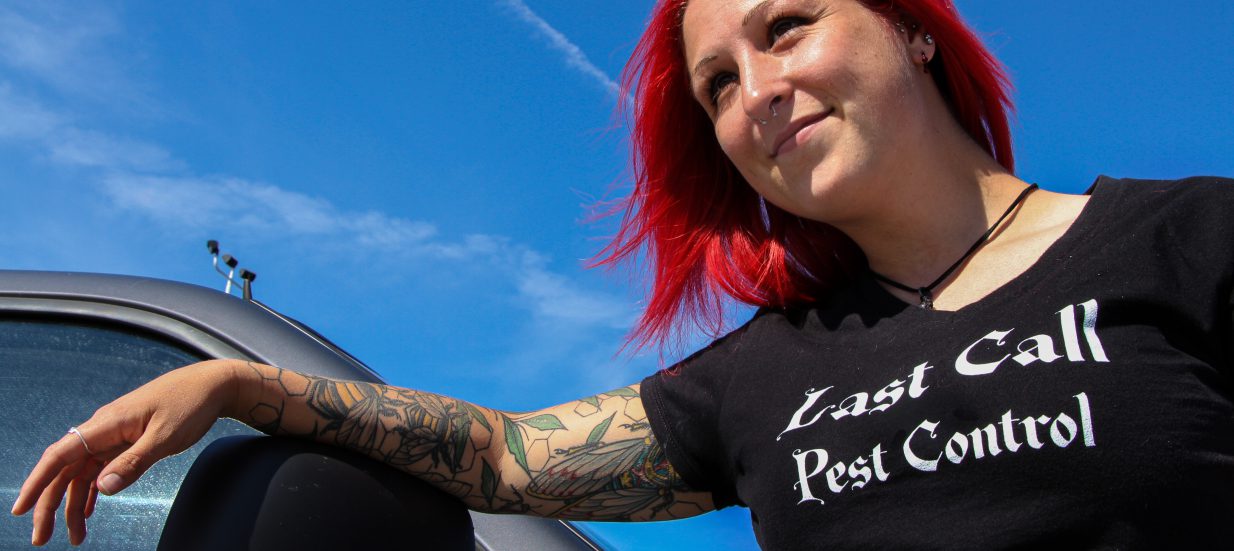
[0,269,382,382]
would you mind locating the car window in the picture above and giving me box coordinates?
[0,317,259,550]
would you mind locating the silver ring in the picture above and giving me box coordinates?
[755,117,768,126]
[68,426,94,455]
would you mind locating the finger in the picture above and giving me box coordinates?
[84,482,98,520]
[13,434,92,516]
[31,463,79,547]
[65,476,90,546]
[95,430,170,496]
[65,459,104,546]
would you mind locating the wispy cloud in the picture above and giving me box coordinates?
[0,85,179,172]
[0,1,647,388]
[51,129,182,172]
[102,175,438,250]
[0,83,60,139]
[102,173,636,332]
[0,2,154,111]
[0,4,174,174]
[495,0,628,102]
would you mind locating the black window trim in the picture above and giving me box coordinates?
[0,297,253,363]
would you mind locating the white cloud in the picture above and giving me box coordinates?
[50,128,182,172]
[0,83,60,139]
[495,0,628,101]
[0,1,646,389]
[0,85,177,173]
[513,249,633,329]
[0,2,152,110]
[102,174,438,248]
[101,173,636,332]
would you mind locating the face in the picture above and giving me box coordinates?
[682,0,935,224]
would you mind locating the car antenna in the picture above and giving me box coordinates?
[239,268,256,301]
[206,239,258,301]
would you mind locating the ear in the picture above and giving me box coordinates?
[908,28,937,69]
[894,18,937,70]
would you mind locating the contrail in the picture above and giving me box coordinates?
[495,0,630,102]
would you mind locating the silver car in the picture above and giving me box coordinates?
[0,269,601,550]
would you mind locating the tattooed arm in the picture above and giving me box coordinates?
[13,360,714,545]
[231,361,714,521]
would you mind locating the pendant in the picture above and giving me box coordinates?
[917,288,934,310]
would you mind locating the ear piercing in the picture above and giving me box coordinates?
[897,21,934,46]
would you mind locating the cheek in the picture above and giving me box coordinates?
[713,117,762,176]
[713,121,787,203]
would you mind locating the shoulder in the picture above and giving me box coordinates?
[1086,175,1234,229]
[654,309,786,374]
[1089,175,1234,206]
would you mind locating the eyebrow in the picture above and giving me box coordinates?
[691,55,718,79]
[691,0,781,79]
[741,0,777,28]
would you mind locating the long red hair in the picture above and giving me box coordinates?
[594,0,1015,352]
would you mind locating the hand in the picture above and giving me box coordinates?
[10,359,241,546]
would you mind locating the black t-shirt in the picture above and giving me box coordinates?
[642,177,1234,550]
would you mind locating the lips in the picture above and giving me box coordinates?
[771,108,833,159]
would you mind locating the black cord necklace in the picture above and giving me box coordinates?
[871,183,1038,309]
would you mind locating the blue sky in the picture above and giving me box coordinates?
[1,1,1230,549]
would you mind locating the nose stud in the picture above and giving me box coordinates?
[753,98,780,126]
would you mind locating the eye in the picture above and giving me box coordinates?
[768,16,808,45]
[708,72,738,106]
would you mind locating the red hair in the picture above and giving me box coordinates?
[594,0,1015,352]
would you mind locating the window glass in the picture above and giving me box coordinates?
[0,318,258,550]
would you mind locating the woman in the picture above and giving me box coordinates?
[14,0,1234,548]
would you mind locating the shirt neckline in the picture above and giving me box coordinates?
[857,176,1117,319]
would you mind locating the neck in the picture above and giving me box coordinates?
[837,146,1029,291]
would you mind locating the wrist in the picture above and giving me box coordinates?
[217,359,256,420]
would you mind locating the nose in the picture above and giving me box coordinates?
[741,55,791,126]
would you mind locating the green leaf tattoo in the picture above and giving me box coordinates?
[603,387,639,398]
[581,395,600,408]
[502,415,530,475]
[520,414,566,431]
[463,402,493,433]
[587,413,616,445]
[450,414,470,469]
[481,457,498,507]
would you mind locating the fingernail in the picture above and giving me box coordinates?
[99,473,123,495]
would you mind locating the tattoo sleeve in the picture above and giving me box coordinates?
[233,362,714,521]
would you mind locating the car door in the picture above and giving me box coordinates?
[0,307,260,550]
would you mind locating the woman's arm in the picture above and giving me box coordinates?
[232,361,714,520]
[12,360,714,545]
